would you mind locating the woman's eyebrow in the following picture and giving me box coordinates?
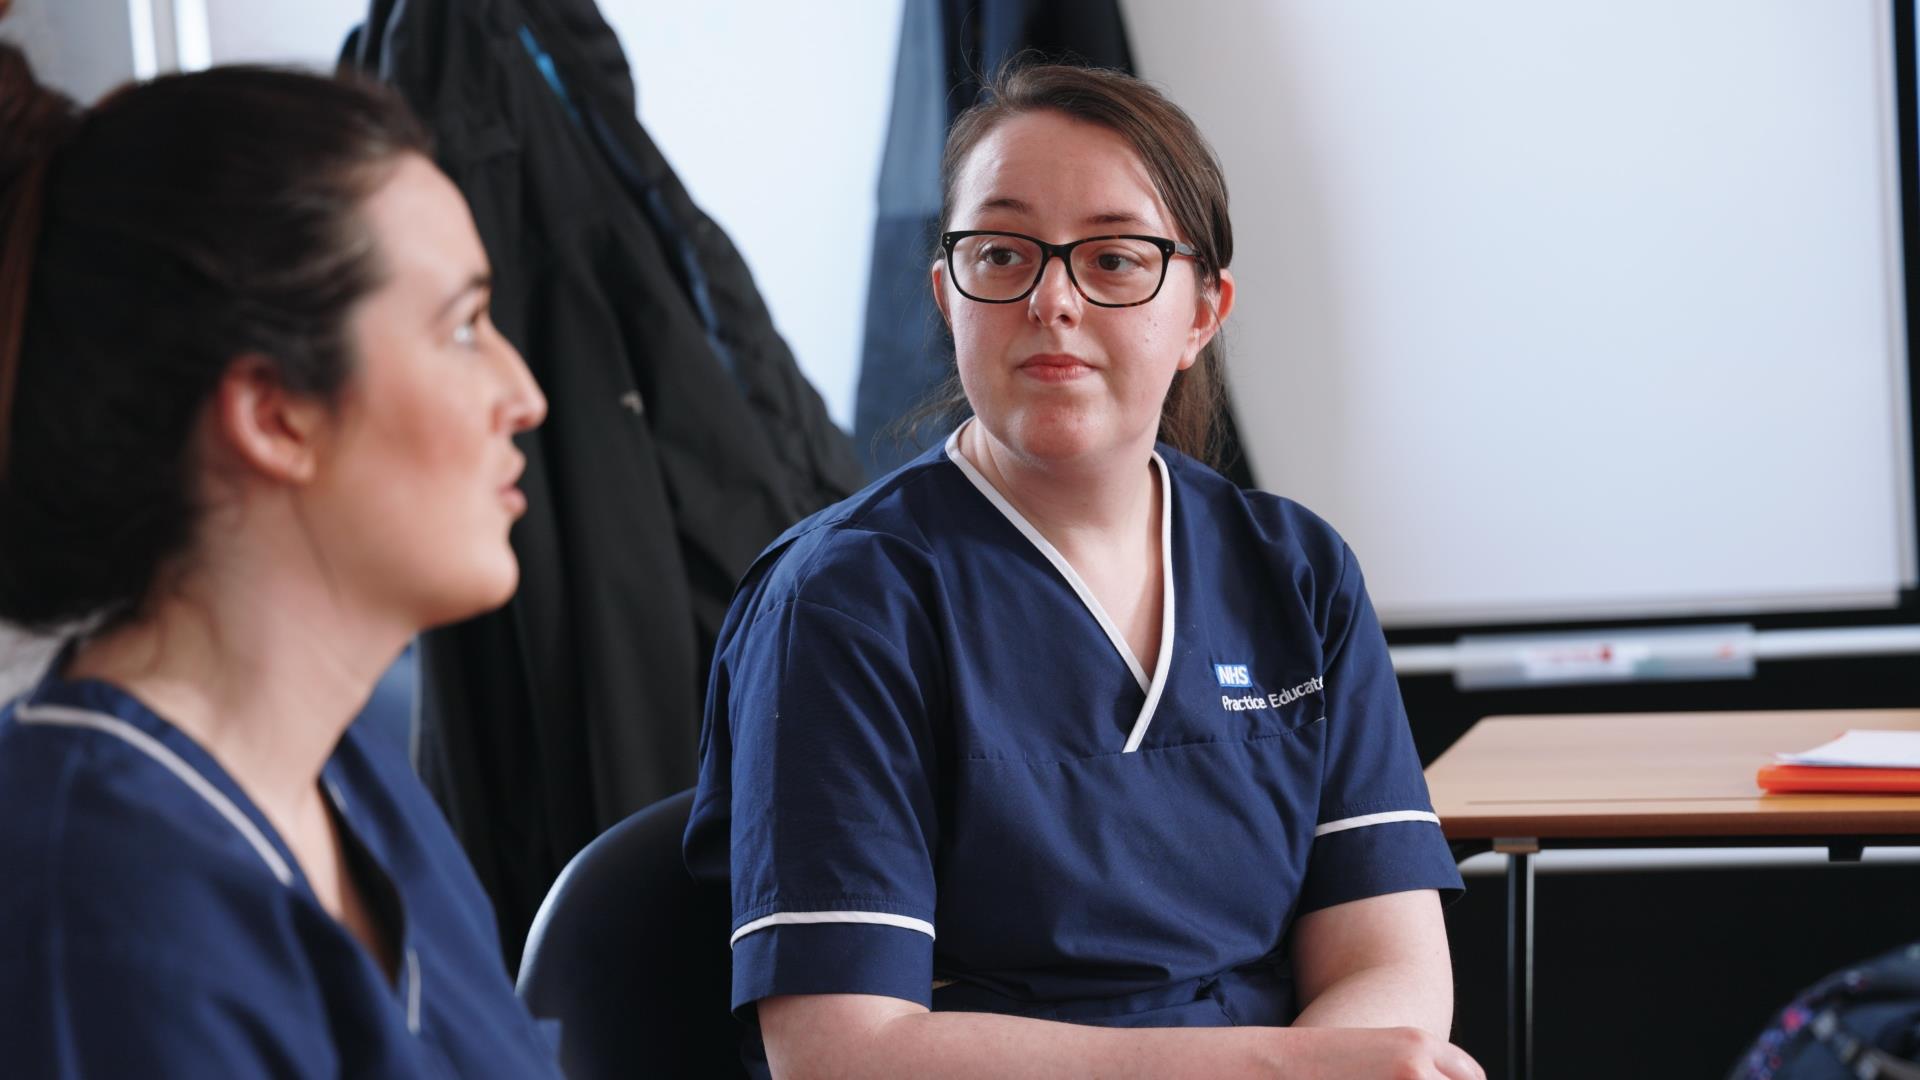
[975,195,1031,215]
[971,197,1154,230]
[433,272,493,321]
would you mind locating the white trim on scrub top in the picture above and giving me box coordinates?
[1314,810,1443,837]
[15,702,297,887]
[729,910,938,948]
[943,421,1175,754]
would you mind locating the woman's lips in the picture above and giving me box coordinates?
[501,455,528,515]
[1019,353,1095,383]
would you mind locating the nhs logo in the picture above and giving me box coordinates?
[1214,663,1252,688]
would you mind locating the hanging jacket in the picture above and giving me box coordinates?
[342,0,863,965]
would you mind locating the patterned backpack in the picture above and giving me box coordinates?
[1732,942,1920,1079]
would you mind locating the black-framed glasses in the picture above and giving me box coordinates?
[940,230,1200,308]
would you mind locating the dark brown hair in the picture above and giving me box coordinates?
[0,46,428,632]
[911,62,1235,465]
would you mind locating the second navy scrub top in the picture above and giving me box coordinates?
[0,667,562,1078]
[686,425,1463,1031]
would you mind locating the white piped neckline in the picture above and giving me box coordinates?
[944,421,1175,753]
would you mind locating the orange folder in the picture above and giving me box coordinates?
[1756,764,1920,794]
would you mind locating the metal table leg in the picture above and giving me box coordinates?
[1495,838,1538,1080]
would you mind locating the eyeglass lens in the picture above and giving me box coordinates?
[949,234,1167,305]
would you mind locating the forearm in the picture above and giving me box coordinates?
[770,1005,1281,1080]
[1287,890,1456,1039]
[763,992,1480,1080]
[1289,959,1453,1038]
[763,994,1455,1080]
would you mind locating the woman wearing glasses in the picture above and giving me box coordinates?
[687,64,1480,1079]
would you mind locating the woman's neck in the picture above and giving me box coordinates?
[958,418,1159,561]
[64,553,408,830]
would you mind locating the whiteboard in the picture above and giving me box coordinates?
[1130,0,1917,627]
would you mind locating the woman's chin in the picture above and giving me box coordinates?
[999,409,1120,465]
[418,559,521,630]
[474,559,521,612]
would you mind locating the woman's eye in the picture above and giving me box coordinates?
[979,245,1026,268]
[1094,251,1144,273]
[453,311,485,348]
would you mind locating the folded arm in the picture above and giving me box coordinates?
[758,984,1480,1080]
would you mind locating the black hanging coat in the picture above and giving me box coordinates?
[343,0,864,963]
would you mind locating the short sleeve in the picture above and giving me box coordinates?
[706,581,943,1014]
[1296,545,1464,914]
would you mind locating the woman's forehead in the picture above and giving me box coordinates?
[361,155,490,307]
[953,110,1171,233]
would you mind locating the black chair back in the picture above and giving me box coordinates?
[517,788,745,1078]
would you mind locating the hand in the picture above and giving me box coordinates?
[1281,1026,1486,1080]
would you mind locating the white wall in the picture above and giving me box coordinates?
[1131,0,1916,626]
[199,0,355,72]
[0,0,137,102]
[0,631,58,702]
[606,2,899,431]
[194,0,898,432]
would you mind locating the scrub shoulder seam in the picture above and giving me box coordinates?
[834,459,959,536]
[779,598,921,671]
[787,519,938,580]
[1318,543,1361,664]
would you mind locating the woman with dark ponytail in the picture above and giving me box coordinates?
[0,44,561,1077]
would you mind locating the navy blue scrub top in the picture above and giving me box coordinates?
[0,665,562,1078]
[686,426,1464,1033]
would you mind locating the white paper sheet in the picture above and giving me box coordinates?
[1777,730,1920,769]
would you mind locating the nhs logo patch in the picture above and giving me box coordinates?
[1214,663,1252,688]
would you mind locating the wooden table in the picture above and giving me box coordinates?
[1424,710,1920,1080]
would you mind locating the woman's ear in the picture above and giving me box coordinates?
[931,259,953,328]
[1178,267,1236,371]
[210,355,329,485]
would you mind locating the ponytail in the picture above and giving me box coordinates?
[0,45,427,633]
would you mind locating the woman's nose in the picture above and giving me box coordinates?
[1027,255,1083,325]
[499,345,548,434]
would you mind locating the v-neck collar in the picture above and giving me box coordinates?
[945,421,1176,753]
[12,661,424,1018]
